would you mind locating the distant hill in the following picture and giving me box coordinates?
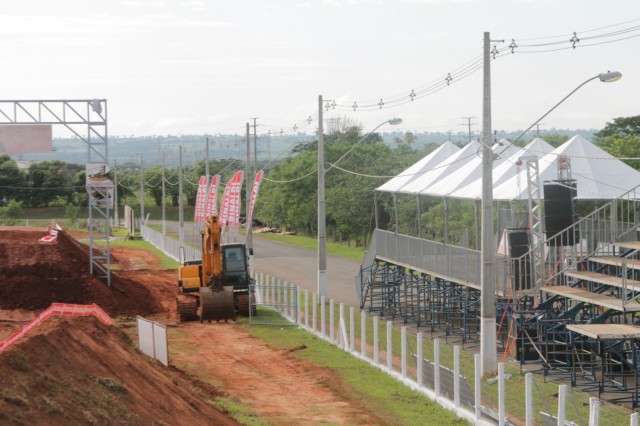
[11,128,597,167]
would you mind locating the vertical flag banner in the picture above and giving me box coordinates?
[219,178,233,234]
[193,176,210,225]
[228,171,244,236]
[248,170,263,223]
[204,174,220,219]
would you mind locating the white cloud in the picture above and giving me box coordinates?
[179,1,206,12]
[122,0,166,9]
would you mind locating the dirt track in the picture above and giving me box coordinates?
[0,227,388,425]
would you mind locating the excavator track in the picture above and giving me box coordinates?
[235,292,256,317]
[176,296,199,322]
[199,286,235,322]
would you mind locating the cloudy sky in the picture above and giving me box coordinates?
[1,0,639,137]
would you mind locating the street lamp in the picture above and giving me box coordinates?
[480,60,622,376]
[510,71,622,145]
[317,95,402,299]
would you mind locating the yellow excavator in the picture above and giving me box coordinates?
[176,215,254,322]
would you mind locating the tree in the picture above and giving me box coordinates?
[0,199,23,225]
[25,161,81,207]
[0,155,26,204]
[595,115,640,139]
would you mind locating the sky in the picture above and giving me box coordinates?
[1,0,639,139]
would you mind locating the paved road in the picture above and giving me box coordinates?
[149,221,362,307]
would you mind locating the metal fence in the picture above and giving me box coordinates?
[140,225,200,262]
[371,229,510,293]
[250,274,299,326]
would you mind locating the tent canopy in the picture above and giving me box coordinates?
[377,135,640,201]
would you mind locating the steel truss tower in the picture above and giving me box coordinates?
[0,99,110,285]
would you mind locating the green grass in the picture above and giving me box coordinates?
[239,309,468,426]
[254,232,366,262]
[210,397,266,426]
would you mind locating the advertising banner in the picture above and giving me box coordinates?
[227,171,244,236]
[248,170,263,224]
[86,163,114,208]
[219,178,233,234]
[204,174,220,219]
[194,176,210,225]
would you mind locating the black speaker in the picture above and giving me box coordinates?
[507,228,531,291]
[544,180,577,246]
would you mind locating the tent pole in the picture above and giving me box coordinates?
[393,193,399,234]
[374,191,379,229]
[417,194,422,239]
[443,197,449,245]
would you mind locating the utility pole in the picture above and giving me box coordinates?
[317,95,327,299]
[245,123,254,275]
[205,137,210,178]
[139,156,144,230]
[481,31,498,376]
[251,118,258,174]
[462,116,477,142]
[161,150,166,250]
[178,145,184,249]
[112,161,118,228]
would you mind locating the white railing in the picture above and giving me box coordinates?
[140,225,200,262]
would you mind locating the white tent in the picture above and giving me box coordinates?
[376,141,460,193]
[493,135,640,200]
[449,138,555,199]
[423,140,521,197]
[398,139,482,194]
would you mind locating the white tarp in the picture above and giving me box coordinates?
[376,141,460,193]
[449,138,554,199]
[493,135,640,200]
[378,135,640,201]
[424,140,520,197]
[399,139,482,194]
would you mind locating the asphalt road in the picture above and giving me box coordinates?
[150,221,362,307]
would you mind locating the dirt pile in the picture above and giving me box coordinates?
[0,227,163,316]
[0,316,238,425]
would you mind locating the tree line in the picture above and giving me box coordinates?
[1,115,639,246]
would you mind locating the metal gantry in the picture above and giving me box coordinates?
[0,99,110,285]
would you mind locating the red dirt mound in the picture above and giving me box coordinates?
[0,316,238,425]
[0,227,163,317]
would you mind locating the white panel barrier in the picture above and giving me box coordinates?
[137,316,154,358]
[386,321,392,370]
[589,397,599,426]
[329,299,335,343]
[321,296,326,337]
[417,332,423,387]
[349,307,355,351]
[526,373,533,426]
[401,326,407,378]
[373,316,379,365]
[499,363,506,426]
[453,345,460,408]
[558,384,567,426]
[434,338,440,397]
[136,316,168,367]
[361,310,366,357]
[153,322,169,367]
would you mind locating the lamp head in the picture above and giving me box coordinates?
[599,71,622,83]
[388,118,403,126]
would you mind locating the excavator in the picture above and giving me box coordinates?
[176,215,254,322]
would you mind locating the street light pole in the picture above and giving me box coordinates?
[318,95,327,298]
[481,31,498,376]
[316,98,402,299]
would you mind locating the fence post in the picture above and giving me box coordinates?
[312,293,317,332]
[296,286,301,325]
[361,310,366,358]
[320,296,326,337]
[401,326,407,378]
[386,321,393,370]
[373,316,379,364]
[417,332,423,387]
[283,281,289,318]
[475,353,481,421]
[589,397,599,426]
[350,307,355,351]
[499,363,506,426]
[454,345,460,408]
[277,278,282,313]
[330,299,335,342]
[526,373,533,426]
[558,384,567,426]
[264,275,270,304]
[270,275,275,305]
[339,303,345,348]
[631,412,639,426]
[434,338,440,397]
[304,290,309,329]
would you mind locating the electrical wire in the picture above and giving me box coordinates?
[263,168,318,183]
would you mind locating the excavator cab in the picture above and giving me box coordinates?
[222,244,251,290]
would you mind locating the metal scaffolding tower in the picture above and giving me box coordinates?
[0,99,110,285]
